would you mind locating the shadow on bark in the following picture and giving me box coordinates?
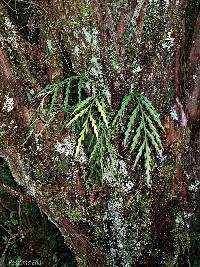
[0,157,77,267]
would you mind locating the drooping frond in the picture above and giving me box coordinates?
[65,95,113,183]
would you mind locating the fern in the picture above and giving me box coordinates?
[23,117,39,144]
[112,93,133,125]
[115,92,164,186]
[24,73,163,187]
[38,75,93,112]
[24,75,92,143]
[65,95,112,183]
[124,104,140,146]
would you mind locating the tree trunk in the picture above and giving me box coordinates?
[0,1,200,266]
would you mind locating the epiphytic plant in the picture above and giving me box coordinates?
[24,76,114,184]
[65,95,114,183]
[113,92,164,186]
[24,75,164,186]
[38,75,93,112]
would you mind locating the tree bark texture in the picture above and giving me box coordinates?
[0,1,200,266]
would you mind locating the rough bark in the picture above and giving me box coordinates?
[0,1,200,266]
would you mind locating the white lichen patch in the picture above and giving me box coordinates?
[103,159,129,187]
[170,107,178,121]
[189,180,200,193]
[107,194,129,266]
[34,134,43,152]
[123,181,134,193]
[3,95,14,112]
[4,17,18,48]
[0,123,6,136]
[116,159,128,176]
[82,27,92,44]
[54,138,87,163]
[162,31,175,49]
[132,66,142,74]
[74,145,87,163]
[82,27,99,48]
[55,138,76,156]
[74,45,80,56]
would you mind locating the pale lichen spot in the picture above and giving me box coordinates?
[170,107,178,121]
[82,27,92,44]
[55,139,76,156]
[54,138,87,163]
[162,31,175,49]
[3,95,14,112]
[123,181,134,193]
[74,45,80,56]
[4,17,18,48]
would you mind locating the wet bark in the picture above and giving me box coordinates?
[0,1,200,266]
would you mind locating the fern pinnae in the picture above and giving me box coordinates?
[130,121,143,151]
[99,134,105,178]
[63,78,72,111]
[90,114,98,140]
[49,85,60,112]
[144,113,163,148]
[95,98,109,128]
[144,139,152,186]
[112,93,133,125]
[66,105,90,128]
[146,128,160,154]
[75,120,88,156]
[78,78,84,103]
[124,104,140,146]
[71,96,94,115]
[89,140,99,164]
[133,141,145,168]
[141,97,164,130]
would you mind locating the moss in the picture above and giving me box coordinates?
[161,161,175,181]
[41,191,50,197]
[75,256,88,267]
[93,226,104,239]
[75,0,95,28]
[66,206,82,223]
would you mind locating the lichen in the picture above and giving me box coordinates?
[2,95,14,112]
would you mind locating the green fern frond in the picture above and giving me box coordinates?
[112,93,133,125]
[133,140,145,167]
[95,98,109,128]
[24,75,113,185]
[115,92,164,186]
[141,96,164,131]
[75,119,89,156]
[144,140,152,185]
[65,95,112,183]
[63,78,72,111]
[89,114,99,140]
[130,121,143,151]
[124,104,140,145]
